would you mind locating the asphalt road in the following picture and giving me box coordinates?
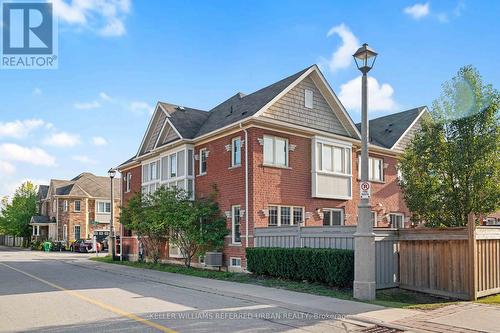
[0,247,372,333]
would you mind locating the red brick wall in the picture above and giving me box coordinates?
[122,165,142,203]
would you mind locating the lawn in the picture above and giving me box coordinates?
[90,256,459,309]
[476,294,500,305]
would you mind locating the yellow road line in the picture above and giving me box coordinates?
[0,262,177,333]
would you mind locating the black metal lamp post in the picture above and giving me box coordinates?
[108,168,116,260]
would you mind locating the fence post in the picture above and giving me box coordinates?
[468,213,478,301]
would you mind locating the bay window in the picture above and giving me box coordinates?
[263,135,288,167]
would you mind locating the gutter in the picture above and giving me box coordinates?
[240,123,249,248]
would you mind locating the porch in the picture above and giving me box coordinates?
[29,216,57,241]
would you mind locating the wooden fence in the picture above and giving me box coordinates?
[0,235,25,247]
[254,226,399,289]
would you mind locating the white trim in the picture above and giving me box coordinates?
[74,200,81,212]
[96,200,111,214]
[390,107,428,150]
[199,148,208,175]
[267,205,304,226]
[263,135,289,167]
[74,225,81,240]
[231,136,242,167]
[136,103,164,158]
[389,213,405,228]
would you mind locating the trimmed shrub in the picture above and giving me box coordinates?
[246,247,354,287]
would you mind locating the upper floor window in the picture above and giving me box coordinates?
[317,143,351,175]
[323,208,344,226]
[53,200,56,212]
[232,137,241,167]
[304,89,313,109]
[63,200,68,212]
[74,200,81,212]
[263,135,288,167]
[359,157,384,182]
[142,160,159,183]
[200,148,208,174]
[170,154,177,178]
[97,201,111,214]
[125,172,131,192]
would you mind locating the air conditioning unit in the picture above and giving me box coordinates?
[204,251,223,267]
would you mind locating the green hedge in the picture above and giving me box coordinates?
[246,247,354,287]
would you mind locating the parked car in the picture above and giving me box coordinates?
[51,241,66,251]
[70,239,85,252]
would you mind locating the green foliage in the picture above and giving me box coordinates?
[246,247,354,287]
[0,182,38,240]
[120,186,227,266]
[399,66,500,227]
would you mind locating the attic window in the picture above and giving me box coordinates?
[305,89,313,109]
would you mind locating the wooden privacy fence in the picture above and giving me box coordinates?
[0,235,25,247]
[254,226,399,289]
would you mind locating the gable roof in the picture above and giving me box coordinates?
[47,173,120,199]
[356,106,427,149]
[37,185,49,201]
[158,102,209,139]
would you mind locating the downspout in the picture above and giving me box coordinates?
[240,124,249,248]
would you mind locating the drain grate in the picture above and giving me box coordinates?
[361,326,403,333]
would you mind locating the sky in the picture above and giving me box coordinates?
[0,0,499,198]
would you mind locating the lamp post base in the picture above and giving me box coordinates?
[353,281,376,300]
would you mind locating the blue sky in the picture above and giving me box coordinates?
[0,0,499,197]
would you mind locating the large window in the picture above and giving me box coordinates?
[232,137,241,167]
[389,213,405,228]
[231,205,241,244]
[263,135,288,167]
[318,143,351,175]
[268,205,303,226]
[323,208,344,226]
[96,201,111,214]
[200,148,208,174]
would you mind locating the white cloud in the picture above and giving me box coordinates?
[129,101,154,115]
[43,132,81,147]
[92,136,107,146]
[0,178,49,199]
[99,92,113,102]
[325,23,359,73]
[0,161,15,174]
[33,88,42,96]
[404,2,430,20]
[74,101,101,110]
[0,119,45,138]
[338,76,398,113]
[72,155,97,164]
[0,144,56,166]
[53,0,131,37]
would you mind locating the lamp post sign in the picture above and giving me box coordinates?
[360,181,371,199]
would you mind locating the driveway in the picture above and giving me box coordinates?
[0,247,379,332]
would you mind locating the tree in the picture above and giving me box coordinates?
[0,182,38,244]
[399,66,500,227]
[120,186,227,266]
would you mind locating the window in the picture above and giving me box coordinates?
[318,143,351,175]
[371,211,377,227]
[53,200,56,212]
[268,205,303,226]
[63,224,67,240]
[293,207,303,225]
[359,157,384,182]
[126,172,132,192]
[74,225,81,240]
[142,160,160,193]
[230,257,242,267]
[97,201,111,214]
[390,213,405,228]
[231,205,241,244]
[263,135,288,167]
[63,200,68,212]
[170,154,177,178]
[74,200,81,212]
[305,89,313,109]
[200,148,207,174]
[323,208,344,226]
[232,137,241,166]
[187,149,194,176]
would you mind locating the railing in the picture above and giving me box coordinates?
[254,226,399,289]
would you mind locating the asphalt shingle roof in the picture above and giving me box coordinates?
[355,107,426,149]
[49,173,120,198]
[37,185,49,201]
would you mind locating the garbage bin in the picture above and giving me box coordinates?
[43,241,52,252]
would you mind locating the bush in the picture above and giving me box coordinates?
[30,240,43,251]
[246,247,354,287]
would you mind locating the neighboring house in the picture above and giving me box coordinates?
[30,173,121,244]
[117,65,428,268]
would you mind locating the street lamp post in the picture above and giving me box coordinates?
[108,168,116,260]
[353,43,378,301]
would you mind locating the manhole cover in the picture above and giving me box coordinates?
[361,326,403,333]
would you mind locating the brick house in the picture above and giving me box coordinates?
[30,173,121,245]
[117,65,428,268]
